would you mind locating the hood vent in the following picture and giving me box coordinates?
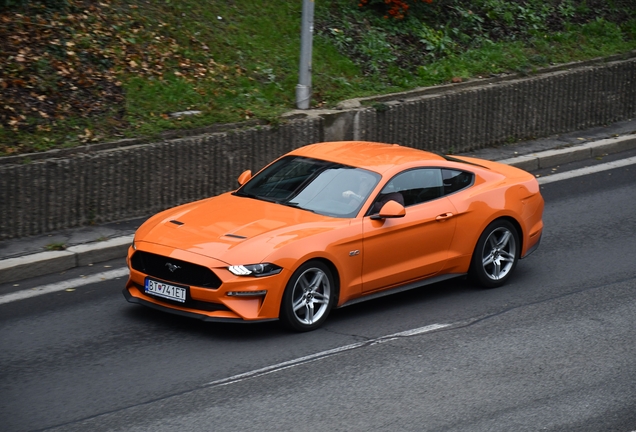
[169,220,184,226]
[224,233,247,239]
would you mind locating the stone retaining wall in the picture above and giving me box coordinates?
[353,57,636,151]
[1,55,634,240]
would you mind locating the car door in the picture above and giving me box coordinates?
[361,168,457,293]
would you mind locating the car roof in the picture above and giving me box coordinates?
[289,141,446,173]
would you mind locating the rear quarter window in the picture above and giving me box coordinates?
[442,169,474,195]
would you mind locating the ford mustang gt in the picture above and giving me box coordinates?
[123,141,544,331]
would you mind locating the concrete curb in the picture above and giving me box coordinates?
[499,134,636,171]
[1,135,635,285]
[0,235,133,285]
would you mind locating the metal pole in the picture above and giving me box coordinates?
[296,0,314,109]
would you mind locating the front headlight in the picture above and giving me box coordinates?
[228,263,282,277]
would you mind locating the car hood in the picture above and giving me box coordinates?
[135,192,341,264]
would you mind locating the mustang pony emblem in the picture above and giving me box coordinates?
[165,262,181,272]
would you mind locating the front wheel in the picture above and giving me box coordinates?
[279,261,335,332]
[469,220,520,288]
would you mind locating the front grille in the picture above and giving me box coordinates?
[131,251,222,288]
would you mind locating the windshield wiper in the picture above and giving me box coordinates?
[281,201,316,213]
[234,192,316,213]
[233,191,279,203]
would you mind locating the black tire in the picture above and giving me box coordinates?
[469,219,520,288]
[279,261,335,332]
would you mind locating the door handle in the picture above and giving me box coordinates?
[435,212,454,221]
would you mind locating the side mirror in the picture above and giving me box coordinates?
[237,170,252,186]
[370,200,406,220]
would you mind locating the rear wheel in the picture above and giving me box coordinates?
[280,261,335,332]
[470,220,519,288]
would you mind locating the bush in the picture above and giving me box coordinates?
[358,0,433,20]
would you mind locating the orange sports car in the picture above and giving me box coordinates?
[123,141,544,331]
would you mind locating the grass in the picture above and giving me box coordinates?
[1,0,635,156]
[45,242,66,251]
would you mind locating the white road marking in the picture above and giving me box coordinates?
[0,267,129,305]
[206,323,450,387]
[537,156,636,184]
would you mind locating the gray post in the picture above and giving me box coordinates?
[296,0,314,109]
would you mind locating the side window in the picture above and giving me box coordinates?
[442,169,474,195]
[372,168,443,211]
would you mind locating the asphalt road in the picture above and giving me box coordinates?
[1,156,635,432]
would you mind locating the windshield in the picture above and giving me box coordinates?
[234,156,380,218]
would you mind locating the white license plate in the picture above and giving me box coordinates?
[145,279,187,303]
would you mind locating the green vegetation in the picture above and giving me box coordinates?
[1,0,635,156]
[45,242,66,251]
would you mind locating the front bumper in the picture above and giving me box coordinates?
[124,245,289,322]
[122,287,276,323]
